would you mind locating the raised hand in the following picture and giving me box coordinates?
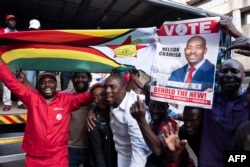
[161,124,187,151]
[161,123,187,162]
[16,69,26,81]
[228,37,250,56]
[130,95,146,122]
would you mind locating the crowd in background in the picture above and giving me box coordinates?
[1,13,250,167]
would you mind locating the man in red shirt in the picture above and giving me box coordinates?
[0,57,92,167]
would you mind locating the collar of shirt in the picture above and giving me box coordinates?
[4,27,17,33]
[215,89,245,102]
[113,92,129,111]
[187,59,205,72]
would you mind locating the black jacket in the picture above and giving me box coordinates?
[88,107,117,167]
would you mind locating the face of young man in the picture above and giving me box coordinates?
[184,36,207,66]
[104,76,126,108]
[92,87,107,109]
[149,100,169,123]
[183,108,203,136]
[39,77,57,99]
[6,19,16,29]
[73,72,91,93]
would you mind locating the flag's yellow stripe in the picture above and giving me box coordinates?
[2,48,122,68]
[58,29,130,37]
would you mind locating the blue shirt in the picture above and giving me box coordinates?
[167,104,182,119]
[199,90,250,167]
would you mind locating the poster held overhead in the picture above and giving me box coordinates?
[151,17,220,109]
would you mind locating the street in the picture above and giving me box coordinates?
[0,125,25,167]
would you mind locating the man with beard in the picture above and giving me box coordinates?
[0,57,93,166]
[199,59,250,167]
[64,72,93,167]
[168,35,215,92]
[104,73,151,167]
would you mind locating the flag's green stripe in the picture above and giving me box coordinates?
[8,58,133,73]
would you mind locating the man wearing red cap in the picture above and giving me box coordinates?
[0,14,27,111]
[0,14,17,33]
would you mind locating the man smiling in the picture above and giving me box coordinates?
[104,73,151,167]
[0,57,92,167]
[38,72,57,99]
[168,35,215,91]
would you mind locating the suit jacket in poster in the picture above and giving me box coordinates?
[168,59,215,91]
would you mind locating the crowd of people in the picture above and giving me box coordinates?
[0,14,107,110]
[1,13,250,167]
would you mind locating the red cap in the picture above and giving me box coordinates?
[38,72,57,83]
[5,14,16,21]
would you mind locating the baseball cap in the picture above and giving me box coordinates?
[5,14,16,21]
[38,72,57,83]
[29,19,41,29]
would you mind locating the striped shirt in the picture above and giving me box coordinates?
[199,90,250,167]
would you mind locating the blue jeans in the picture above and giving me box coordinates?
[68,147,89,167]
[60,72,74,91]
[26,70,44,87]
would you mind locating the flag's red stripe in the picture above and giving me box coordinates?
[0,30,126,45]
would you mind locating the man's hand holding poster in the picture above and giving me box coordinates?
[151,17,220,109]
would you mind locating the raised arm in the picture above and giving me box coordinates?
[126,69,144,92]
[220,19,250,56]
[127,97,152,166]
[130,97,193,166]
[0,56,35,105]
[130,96,163,155]
[16,70,36,90]
[228,37,250,56]
[219,19,245,38]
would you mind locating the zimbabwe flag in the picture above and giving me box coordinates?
[0,27,157,74]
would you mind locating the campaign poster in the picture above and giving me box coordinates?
[151,17,220,109]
